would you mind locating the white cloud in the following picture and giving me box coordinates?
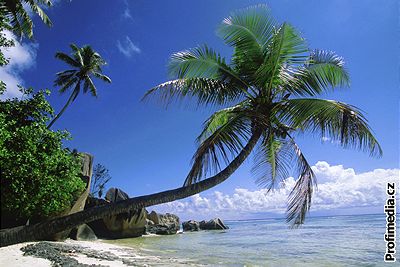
[117,36,140,58]
[0,31,38,99]
[122,0,132,20]
[154,162,399,220]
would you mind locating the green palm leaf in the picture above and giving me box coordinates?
[143,78,244,107]
[255,23,308,92]
[217,4,276,78]
[185,108,252,185]
[252,132,292,190]
[285,135,315,226]
[277,98,382,156]
[281,50,350,96]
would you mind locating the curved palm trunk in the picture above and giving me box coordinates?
[0,130,262,247]
[47,87,79,129]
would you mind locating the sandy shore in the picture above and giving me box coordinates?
[0,239,197,266]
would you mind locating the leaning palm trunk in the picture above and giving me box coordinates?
[47,88,78,129]
[0,130,262,247]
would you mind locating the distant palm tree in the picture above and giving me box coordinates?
[144,5,382,225]
[0,0,53,38]
[47,44,111,129]
[0,5,382,247]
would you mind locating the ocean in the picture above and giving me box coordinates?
[107,214,396,266]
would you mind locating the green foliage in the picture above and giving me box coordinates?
[90,164,111,198]
[0,88,85,223]
[0,0,53,39]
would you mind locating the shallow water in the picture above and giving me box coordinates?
[106,214,396,266]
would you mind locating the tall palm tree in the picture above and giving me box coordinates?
[0,5,381,247]
[47,44,111,129]
[0,0,53,38]
[143,4,382,225]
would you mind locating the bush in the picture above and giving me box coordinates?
[0,88,86,227]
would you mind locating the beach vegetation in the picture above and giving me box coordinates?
[0,88,85,227]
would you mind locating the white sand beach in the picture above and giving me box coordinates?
[0,239,190,267]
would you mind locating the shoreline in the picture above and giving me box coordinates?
[0,238,198,267]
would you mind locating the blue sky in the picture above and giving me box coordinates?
[2,0,398,220]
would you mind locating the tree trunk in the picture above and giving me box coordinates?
[47,85,79,129]
[0,130,262,247]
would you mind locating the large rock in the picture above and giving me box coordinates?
[145,211,180,235]
[147,211,160,225]
[146,224,178,235]
[70,224,97,241]
[86,188,147,239]
[50,153,94,241]
[105,188,129,202]
[159,213,180,228]
[199,218,229,230]
[182,220,200,232]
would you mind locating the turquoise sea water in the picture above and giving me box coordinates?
[107,214,397,266]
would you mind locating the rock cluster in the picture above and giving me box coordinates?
[83,188,147,239]
[71,187,181,240]
[182,218,229,231]
[146,211,180,235]
[69,187,229,240]
[182,220,200,231]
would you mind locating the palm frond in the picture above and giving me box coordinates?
[218,4,276,50]
[55,52,80,68]
[83,77,97,96]
[252,131,292,190]
[168,45,248,89]
[92,71,111,83]
[277,98,382,157]
[255,23,308,91]
[57,76,78,93]
[142,78,245,107]
[68,43,84,66]
[280,50,350,96]
[54,71,76,86]
[25,0,52,26]
[197,100,250,142]
[217,4,276,77]
[285,135,315,226]
[185,110,252,185]
[8,5,33,38]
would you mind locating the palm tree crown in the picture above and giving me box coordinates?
[0,0,53,38]
[145,5,382,226]
[47,44,111,129]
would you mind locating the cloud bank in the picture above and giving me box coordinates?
[155,161,399,220]
[0,31,38,99]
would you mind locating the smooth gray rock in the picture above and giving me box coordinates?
[146,224,177,235]
[147,211,160,225]
[199,218,229,230]
[70,224,97,241]
[105,187,129,202]
[145,211,180,235]
[86,188,147,239]
[182,220,200,231]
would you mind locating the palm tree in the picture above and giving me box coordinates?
[0,5,381,247]
[47,44,111,129]
[143,4,382,225]
[0,0,53,38]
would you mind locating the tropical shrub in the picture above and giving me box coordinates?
[0,88,85,227]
